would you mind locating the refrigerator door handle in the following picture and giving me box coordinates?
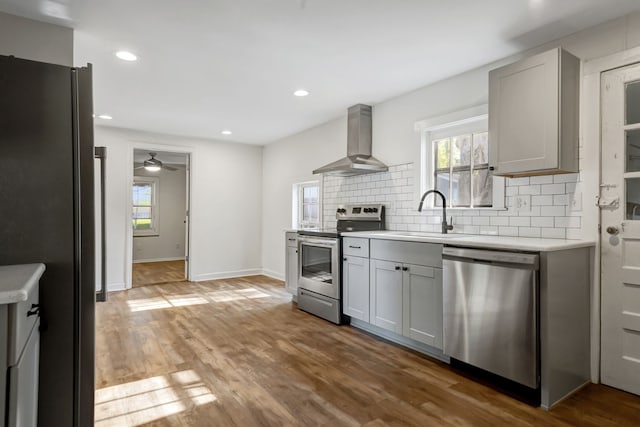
[94,146,107,302]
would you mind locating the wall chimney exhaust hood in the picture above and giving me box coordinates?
[313,104,388,177]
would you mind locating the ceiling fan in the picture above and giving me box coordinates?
[135,152,178,172]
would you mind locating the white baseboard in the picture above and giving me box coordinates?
[107,282,127,292]
[261,269,284,281]
[133,257,185,264]
[192,268,263,282]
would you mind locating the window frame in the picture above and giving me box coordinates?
[292,180,321,229]
[132,176,159,236]
[417,105,504,210]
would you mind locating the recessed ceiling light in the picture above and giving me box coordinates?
[97,114,113,120]
[115,51,138,61]
[221,130,232,135]
[293,89,309,97]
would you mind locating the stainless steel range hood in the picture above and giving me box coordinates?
[313,104,388,177]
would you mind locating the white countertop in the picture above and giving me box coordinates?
[0,264,45,304]
[341,231,595,252]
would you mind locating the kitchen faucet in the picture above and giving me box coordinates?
[418,190,454,234]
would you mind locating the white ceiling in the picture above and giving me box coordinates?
[1,0,639,145]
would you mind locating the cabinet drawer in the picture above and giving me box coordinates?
[285,232,298,248]
[370,239,442,267]
[8,282,39,365]
[343,238,369,257]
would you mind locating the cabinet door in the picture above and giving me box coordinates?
[285,246,298,295]
[489,48,559,174]
[343,256,370,322]
[402,264,443,349]
[7,324,39,427]
[370,259,403,333]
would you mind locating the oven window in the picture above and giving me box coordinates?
[301,245,333,284]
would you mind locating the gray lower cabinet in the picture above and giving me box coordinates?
[367,240,444,350]
[402,264,443,349]
[1,281,40,427]
[284,232,298,299]
[370,259,403,333]
[342,255,370,322]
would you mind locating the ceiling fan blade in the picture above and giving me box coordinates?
[134,165,146,170]
[163,165,178,171]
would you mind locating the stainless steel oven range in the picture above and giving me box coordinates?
[297,204,385,324]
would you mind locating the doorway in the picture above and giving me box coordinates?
[600,62,640,396]
[131,149,191,287]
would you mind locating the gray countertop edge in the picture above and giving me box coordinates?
[340,231,595,252]
[0,263,46,304]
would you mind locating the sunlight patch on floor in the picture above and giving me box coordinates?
[207,287,271,302]
[95,370,216,426]
[127,288,272,312]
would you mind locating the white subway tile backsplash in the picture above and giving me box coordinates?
[555,216,581,228]
[519,185,541,195]
[509,177,530,186]
[530,175,554,184]
[540,205,566,216]
[499,226,519,236]
[531,217,554,227]
[541,183,566,194]
[509,217,530,227]
[519,227,541,238]
[542,228,566,239]
[531,195,553,206]
[553,173,579,183]
[322,163,582,241]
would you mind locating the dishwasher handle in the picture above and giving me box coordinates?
[443,247,539,267]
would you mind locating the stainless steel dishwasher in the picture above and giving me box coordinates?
[442,247,539,388]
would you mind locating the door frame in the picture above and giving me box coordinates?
[582,45,640,383]
[126,142,194,288]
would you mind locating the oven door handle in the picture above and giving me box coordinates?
[299,238,338,247]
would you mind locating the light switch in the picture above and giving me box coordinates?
[570,192,582,212]
[513,195,531,213]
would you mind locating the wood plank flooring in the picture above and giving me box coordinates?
[96,276,640,426]
[132,260,186,287]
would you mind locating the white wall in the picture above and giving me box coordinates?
[262,11,640,279]
[0,12,73,66]
[96,126,263,290]
[133,166,187,262]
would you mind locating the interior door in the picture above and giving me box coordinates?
[184,154,190,280]
[600,63,640,396]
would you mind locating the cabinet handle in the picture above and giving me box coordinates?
[402,266,408,271]
[394,266,401,271]
[27,303,40,317]
[288,238,296,241]
[343,257,348,261]
[348,245,361,249]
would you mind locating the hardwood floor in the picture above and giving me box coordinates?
[96,276,640,426]
[132,260,186,287]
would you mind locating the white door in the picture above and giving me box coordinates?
[184,154,190,280]
[600,63,640,396]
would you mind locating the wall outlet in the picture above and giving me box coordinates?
[513,195,531,213]
[570,192,582,212]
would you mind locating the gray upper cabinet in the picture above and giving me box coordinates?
[489,47,579,177]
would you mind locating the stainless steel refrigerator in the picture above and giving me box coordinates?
[0,54,102,426]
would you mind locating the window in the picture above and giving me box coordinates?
[433,132,491,207]
[132,177,159,236]
[417,105,504,209]
[292,181,320,229]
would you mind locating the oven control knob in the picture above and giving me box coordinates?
[372,208,378,213]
